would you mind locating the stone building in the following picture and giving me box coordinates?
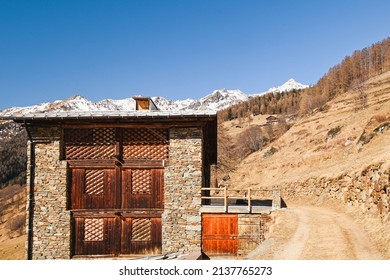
[1,98,217,259]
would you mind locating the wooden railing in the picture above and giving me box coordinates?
[201,187,281,212]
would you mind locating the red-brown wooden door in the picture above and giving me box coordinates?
[120,217,162,255]
[121,168,164,209]
[202,214,238,255]
[70,166,163,257]
[73,215,120,256]
[71,168,119,210]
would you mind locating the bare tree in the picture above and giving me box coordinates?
[351,78,368,111]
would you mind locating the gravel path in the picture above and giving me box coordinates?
[252,206,382,260]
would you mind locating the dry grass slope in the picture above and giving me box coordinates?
[0,235,25,260]
[225,71,390,258]
[229,71,390,189]
[0,184,26,260]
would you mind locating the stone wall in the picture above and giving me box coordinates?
[162,127,203,253]
[237,213,272,258]
[279,162,390,221]
[26,128,70,259]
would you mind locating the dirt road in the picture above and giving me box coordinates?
[250,205,383,260]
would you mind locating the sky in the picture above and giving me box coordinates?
[1,0,390,110]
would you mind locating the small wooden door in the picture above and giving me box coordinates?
[202,214,238,255]
[121,168,164,209]
[73,216,120,256]
[71,168,119,209]
[121,217,162,255]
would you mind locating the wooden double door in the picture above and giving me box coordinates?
[70,165,164,257]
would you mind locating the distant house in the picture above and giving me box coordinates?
[0,97,217,259]
[266,115,279,124]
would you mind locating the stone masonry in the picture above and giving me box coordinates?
[279,162,390,222]
[26,128,70,259]
[162,127,203,253]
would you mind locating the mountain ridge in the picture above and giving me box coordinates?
[0,79,308,115]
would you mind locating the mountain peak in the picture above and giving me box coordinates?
[286,78,297,82]
[252,78,309,96]
[282,78,307,88]
[269,78,309,93]
[190,88,248,110]
[64,95,88,101]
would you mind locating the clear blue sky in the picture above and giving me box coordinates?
[1,0,390,110]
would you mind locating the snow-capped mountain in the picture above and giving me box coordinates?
[0,79,308,116]
[254,78,309,96]
[185,89,248,111]
[151,96,195,111]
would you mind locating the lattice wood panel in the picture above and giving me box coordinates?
[132,169,151,194]
[131,218,151,241]
[64,128,115,159]
[85,169,105,195]
[84,218,104,241]
[123,128,169,160]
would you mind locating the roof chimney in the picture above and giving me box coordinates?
[132,96,159,111]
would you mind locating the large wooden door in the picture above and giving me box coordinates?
[70,166,164,256]
[202,214,238,255]
[65,127,168,257]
